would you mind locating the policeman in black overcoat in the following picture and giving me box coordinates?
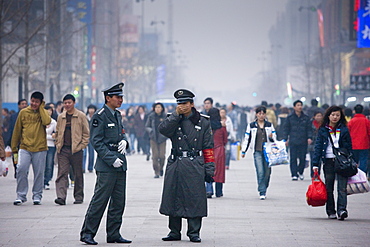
[159,89,215,243]
[80,83,131,245]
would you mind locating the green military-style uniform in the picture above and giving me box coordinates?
[80,83,131,244]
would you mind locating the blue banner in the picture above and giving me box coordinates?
[357,0,370,48]
[67,0,92,88]
[67,0,92,24]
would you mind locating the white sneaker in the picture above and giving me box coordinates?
[299,174,304,180]
[292,176,298,181]
[13,199,23,206]
[260,195,266,200]
[44,185,50,190]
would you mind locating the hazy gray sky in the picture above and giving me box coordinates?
[134,0,288,106]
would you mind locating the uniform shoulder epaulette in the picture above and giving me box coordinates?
[200,113,210,119]
[97,108,105,115]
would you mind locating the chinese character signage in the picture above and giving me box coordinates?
[67,0,92,24]
[357,0,370,47]
[350,75,370,90]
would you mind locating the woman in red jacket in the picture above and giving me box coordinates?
[206,108,228,198]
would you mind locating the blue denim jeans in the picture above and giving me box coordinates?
[324,158,347,216]
[129,133,136,153]
[44,146,56,186]
[253,151,271,196]
[205,182,223,197]
[352,149,368,174]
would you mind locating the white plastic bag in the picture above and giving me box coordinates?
[263,141,289,167]
[5,146,12,157]
[0,159,9,177]
[347,169,370,195]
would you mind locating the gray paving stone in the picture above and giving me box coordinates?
[0,150,369,247]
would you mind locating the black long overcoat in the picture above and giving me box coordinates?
[158,109,214,218]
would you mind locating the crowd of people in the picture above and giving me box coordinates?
[1,87,370,243]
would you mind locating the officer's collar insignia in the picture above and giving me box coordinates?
[92,119,98,127]
[98,108,105,115]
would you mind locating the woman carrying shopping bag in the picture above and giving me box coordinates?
[241,106,276,200]
[312,106,353,220]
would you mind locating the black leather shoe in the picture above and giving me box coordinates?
[107,237,132,243]
[73,200,83,204]
[190,236,201,242]
[54,198,66,205]
[162,235,181,241]
[80,234,98,245]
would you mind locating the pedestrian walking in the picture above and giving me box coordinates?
[308,111,323,178]
[125,106,136,155]
[145,102,168,178]
[84,104,97,173]
[241,106,276,200]
[347,104,370,174]
[159,89,215,243]
[0,128,5,161]
[6,99,28,178]
[206,107,227,198]
[282,100,312,180]
[307,99,324,119]
[312,106,352,220]
[44,105,57,190]
[54,94,89,205]
[80,82,131,245]
[2,108,11,147]
[220,108,235,170]
[134,105,150,160]
[11,91,51,205]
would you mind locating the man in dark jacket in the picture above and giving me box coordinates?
[80,82,131,245]
[159,89,215,243]
[283,100,312,180]
[145,102,168,178]
[6,99,28,178]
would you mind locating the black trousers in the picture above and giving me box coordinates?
[289,144,307,177]
[80,171,126,241]
[168,216,202,239]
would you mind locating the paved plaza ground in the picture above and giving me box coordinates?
[0,149,369,247]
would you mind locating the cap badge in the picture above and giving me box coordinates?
[178,91,183,96]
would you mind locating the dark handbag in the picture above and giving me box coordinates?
[329,134,357,177]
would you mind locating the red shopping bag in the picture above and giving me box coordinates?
[306,171,327,207]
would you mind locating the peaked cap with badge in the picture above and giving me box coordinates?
[174,89,195,103]
[102,82,124,96]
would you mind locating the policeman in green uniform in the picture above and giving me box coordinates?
[80,83,131,245]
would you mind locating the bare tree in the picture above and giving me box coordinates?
[0,0,58,115]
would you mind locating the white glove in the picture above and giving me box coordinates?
[113,158,124,168]
[118,140,127,154]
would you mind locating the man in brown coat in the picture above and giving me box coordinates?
[54,94,89,205]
